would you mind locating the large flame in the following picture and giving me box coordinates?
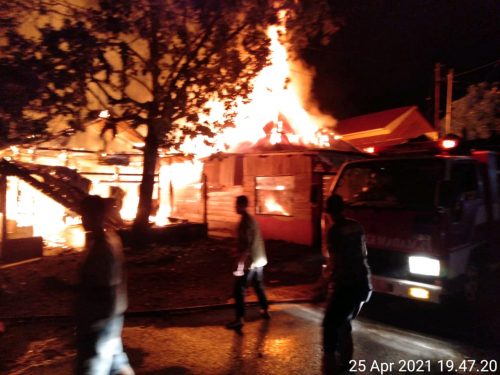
[180,14,336,158]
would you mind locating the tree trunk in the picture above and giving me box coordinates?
[132,0,161,247]
[132,124,158,244]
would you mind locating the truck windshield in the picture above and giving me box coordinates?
[333,159,445,209]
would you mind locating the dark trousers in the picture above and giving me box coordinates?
[234,267,268,319]
[322,285,371,364]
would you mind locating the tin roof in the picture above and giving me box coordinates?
[335,106,438,148]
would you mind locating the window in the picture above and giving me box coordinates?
[255,176,294,216]
[450,161,479,200]
[334,159,445,209]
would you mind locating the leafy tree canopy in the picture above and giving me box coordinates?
[449,82,499,140]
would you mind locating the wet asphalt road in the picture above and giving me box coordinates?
[19,300,499,375]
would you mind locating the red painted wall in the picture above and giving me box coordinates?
[255,215,312,246]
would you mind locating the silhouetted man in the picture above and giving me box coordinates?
[322,194,371,372]
[76,195,134,375]
[227,195,269,329]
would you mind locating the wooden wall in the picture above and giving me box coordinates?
[172,155,243,237]
[173,153,316,242]
[206,186,243,237]
[171,151,363,245]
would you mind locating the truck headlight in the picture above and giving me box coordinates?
[408,256,440,276]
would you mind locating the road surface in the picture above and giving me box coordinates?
[5,301,498,374]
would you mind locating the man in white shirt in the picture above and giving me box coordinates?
[227,195,269,329]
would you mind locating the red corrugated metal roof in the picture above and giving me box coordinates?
[336,106,416,134]
[335,106,437,148]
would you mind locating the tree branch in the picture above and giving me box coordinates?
[108,40,148,66]
[126,75,153,95]
[87,86,108,109]
[170,21,251,112]
[163,15,219,93]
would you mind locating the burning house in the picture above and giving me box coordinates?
[198,142,364,247]
[0,115,364,259]
[0,14,367,260]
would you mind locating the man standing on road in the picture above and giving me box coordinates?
[76,195,134,375]
[227,195,270,329]
[322,194,372,372]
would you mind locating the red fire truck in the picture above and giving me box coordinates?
[323,140,499,304]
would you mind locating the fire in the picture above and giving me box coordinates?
[180,13,336,158]
[6,176,84,249]
[1,12,337,249]
[119,189,140,221]
[264,197,289,216]
[150,161,203,226]
[116,13,336,224]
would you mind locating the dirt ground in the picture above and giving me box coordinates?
[0,237,324,374]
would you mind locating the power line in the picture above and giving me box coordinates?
[455,59,499,78]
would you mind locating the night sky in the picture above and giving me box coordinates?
[309,0,499,120]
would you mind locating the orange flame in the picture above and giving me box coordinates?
[264,197,289,216]
[179,14,336,158]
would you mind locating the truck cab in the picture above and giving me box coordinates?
[324,148,499,303]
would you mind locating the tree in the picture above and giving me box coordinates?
[1,0,335,237]
[0,1,46,144]
[449,82,499,140]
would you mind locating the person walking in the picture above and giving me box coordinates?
[76,195,134,375]
[322,194,372,373]
[226,195,269,330]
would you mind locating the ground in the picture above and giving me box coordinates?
[1,237,498,374]
[0,237,324,374]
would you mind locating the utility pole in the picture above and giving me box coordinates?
[434,62,441,133]
[444,68,454,136]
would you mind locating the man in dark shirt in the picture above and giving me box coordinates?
[322,194,371,372]
[226,195,269,329]
[76,196,134,375]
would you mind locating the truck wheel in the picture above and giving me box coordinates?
[464,262,480,304]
